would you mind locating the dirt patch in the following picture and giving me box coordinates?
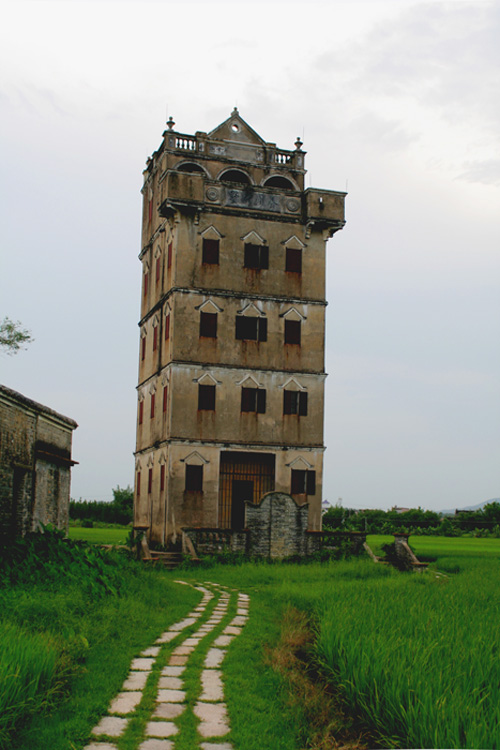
[267,606,375,750]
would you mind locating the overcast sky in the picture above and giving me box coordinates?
[1,0,498,511]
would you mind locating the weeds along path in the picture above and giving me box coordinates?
[84,581,249,750]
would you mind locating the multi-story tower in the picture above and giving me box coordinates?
[134,109,345,545]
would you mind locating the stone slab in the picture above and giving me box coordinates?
[158,676,183,689]
[230,616,248,627]
[109,691,142,714]
[156,632,178,644]
[172,646,194,656]
[194,702,230,738]
[153,703,185,719]
[141,646,161,657]
[84,744,118,750]
[130,658,155,671]
[156,688,186,703]
[200,744,234,750]
[183,637,201,646]
[168,655,188,666]
[169,617,197,631]
[145,721,178,737]
[139,741,173,750]
[222,626,241,636]
[204,648,226,668]
[92,716,128,737]
[213,635,234,648]
[162,666,185,676]
[122,671,149,691]
[199,669,224,701]
[236,608,247,615]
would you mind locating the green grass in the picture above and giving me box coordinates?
[68,525,129,544]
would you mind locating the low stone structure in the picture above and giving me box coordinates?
[0,384,78,539]
[182,491,366,559]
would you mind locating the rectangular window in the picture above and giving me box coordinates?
[244,243,269,270]
[198,384,215,411]
[137,472,141,496]
[148,468,153,494]
[167,242,172,269]
[156,256,161,283]
[200,312,217,338]
[235,316,267,342]
[285,319,301,345]
[185,464,203,492]
[165,314,170,340]
[283,390,308,416]
[148,199,153,223]
[291,469,316,495]
[141,336,146,361]
[202,238,220,265]
[286,247,302,273]
[241,388,266,414]
[139,401,144,425]
[153,325,158,351]
[163,385,168,413]
[160,464,165,492]
[143,272,149,298]
[150,393,155,419]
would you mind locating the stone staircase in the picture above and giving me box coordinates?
[149,550,184,570]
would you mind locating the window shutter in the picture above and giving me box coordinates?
[139,401,144,425]
[143,272,149,298]
[291,469,306,494]
[153,326,158,351]
[137,472,141,496]
[167,242,172,269]
[285,319,301,345]
[236,316,258,341]
[258,317,267,342]
[163,386,168,413]
[260,245,269,269]
[202,238,219,265]
[150,393,155,419]
[200,312,217,338]
[286,247,302,273]
[148,468,153,494]
[283,390,292,415]
[160,464,165,492]
[156,257,161,283]
[241,388,254,412]
[306,471,316,496]
[198,384,216,411]
[299,392,308,416]
[185,464,203,492]
[257,389,266,414]
[148,199,153,223]
[141,336,146,361]
[165,314,170,340]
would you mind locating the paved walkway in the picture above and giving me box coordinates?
[84,581,249,750]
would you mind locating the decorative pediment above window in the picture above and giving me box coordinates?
[281,377,306,392]
[158,451,167,465]
[236,373,262,388]
[152,314,160,327]
[200,225,224,240]
[135,459,142,471]
[286,456,314,470]
[154,245,162,259]
[282,235,306,249]
[237,302,265,318]
[143,259,150,272]
[146,454,155,467]
[140,326,147,339]
[280,306,306,321]
[181,450,209,466]
[240,230,267,245]
[195,299,223,313]
[137,388,146,402]
[149,382,157,395]
[161,372,170,387]
[193,372,221,386]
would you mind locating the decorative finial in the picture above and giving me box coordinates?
[295,136,303,151]
[232,106,239,116]
[167,116,175,130]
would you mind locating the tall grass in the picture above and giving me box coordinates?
[314,560,500,749]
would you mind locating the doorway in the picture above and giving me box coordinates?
[219,451,275,529]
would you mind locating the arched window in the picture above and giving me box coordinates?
[263,176,296,191]
[176,162,206,174]
[220,169,251,185]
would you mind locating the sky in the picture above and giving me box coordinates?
[1,0,498,511]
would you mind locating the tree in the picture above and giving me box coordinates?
[0,317,34,355]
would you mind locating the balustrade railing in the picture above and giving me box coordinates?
[175,135,197,151]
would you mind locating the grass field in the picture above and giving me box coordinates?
[68,525,130,544]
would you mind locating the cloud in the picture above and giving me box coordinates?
[456,159,500,186]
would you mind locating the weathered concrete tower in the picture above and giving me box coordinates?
[134,109,345,544]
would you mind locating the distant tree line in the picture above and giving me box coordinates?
[323,502,500,537]
[70,486,133,525]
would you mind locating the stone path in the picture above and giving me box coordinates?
[84,581,249,750]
